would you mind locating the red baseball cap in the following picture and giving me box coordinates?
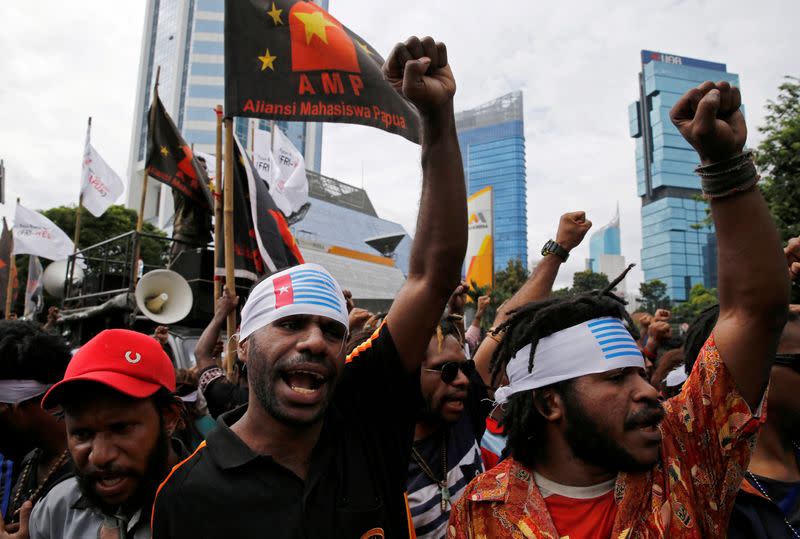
[41,329,176,409]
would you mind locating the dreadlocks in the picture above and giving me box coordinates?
[492,266,638,467]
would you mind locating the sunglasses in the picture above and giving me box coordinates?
[424,359,475,384]
[775,353,800,372]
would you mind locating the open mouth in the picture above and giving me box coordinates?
[282,369,326,395]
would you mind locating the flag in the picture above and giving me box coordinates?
[465,187,493,289]
[12,204,74,261]
[0,218,14,313]
[23,255,43,319]
[217,134,304,281]
[146,90,214,210]
[253,126,309,218]
[81,122,125,217]
[225,0,421,143]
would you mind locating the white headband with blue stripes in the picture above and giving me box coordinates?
[239,263,349,342]
[494,317,645,404]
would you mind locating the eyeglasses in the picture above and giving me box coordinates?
[424,359,475,384]
[775,353,800,372]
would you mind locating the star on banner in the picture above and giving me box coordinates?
[357,40,373,56]
[160,146,170,156]
[258,49,277,71]
[267,2,283,25]
[293,11,336,45]
[277,285,290,294]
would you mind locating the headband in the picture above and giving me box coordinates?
[494,317,645,404]
[240,263,349,341]
[0,379,50,405]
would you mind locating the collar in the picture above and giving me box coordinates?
[206,405,263,470]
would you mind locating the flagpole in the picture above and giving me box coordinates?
[223,117,237,379]
[5,198,20,319]
[214,105,224,302]
[74,117,91,253]
[134,66,160,287]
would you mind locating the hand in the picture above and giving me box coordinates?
[153,326,170,345]
[555,211,593,252]
[348,308,372,333]
[647,320,672,344]
[670,81,747,165]
[447,280,469,315]
[0,500,31,538]
[46,306,60,323]
[476,295,491,317]
[215,290,239,319]
[342,289,355,313]
[212,341,224,360]
[383,36,455,114]
[653,309,671,323]
[785,237,800,281]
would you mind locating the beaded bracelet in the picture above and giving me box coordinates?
[695,151,760,200]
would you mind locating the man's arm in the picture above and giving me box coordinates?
[195,290,238,371]
[381,36,466,373]
[671,81,789,409]
[475,211,592,384]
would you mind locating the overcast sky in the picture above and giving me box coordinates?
[1,0,798,289]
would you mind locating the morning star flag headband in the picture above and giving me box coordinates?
[239,263,349,341]
[494,317,645,404]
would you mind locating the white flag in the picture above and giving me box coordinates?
[23,255,43,319]
[81,123,124,217]
[253,127,308,217]
[12,204,74,260]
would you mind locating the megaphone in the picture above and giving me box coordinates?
[42,260,85,298]
[135,269,193,324]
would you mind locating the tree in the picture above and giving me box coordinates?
[671,283,718,324]
[637,279,672,314]
[492,258,530,307]
[571,270,610,294]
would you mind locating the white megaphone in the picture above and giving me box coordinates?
[134,269,193,324]
[42,260,85,298]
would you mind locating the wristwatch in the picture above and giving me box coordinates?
[541,239,569,261]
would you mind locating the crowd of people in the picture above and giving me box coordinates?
[0,35,798,539]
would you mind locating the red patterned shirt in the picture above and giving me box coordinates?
[448,334,765,538]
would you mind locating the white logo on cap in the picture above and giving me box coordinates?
[125,351,142,364]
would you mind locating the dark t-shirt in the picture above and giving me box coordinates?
[729,472,800,539]
[152,324,421,538]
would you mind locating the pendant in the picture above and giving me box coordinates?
[440,483,451,512]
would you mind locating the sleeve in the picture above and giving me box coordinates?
[465,325,481,353]
[27,494,49,539]
[661,333,765,525]
[199,367,249,419]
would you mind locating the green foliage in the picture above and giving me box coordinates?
[42,204,167,267]
[637,279,672,314]
[571,270,610,294]
[757,77,800,302]
[671,283,718,324]
[492,258,530,305]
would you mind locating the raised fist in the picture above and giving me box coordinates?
[447,280,469,315]
[383,36,455,114]
[653,309,671,323]
[215,289,239,318]
[154,326,170,345]
[670,81,747,165]
[647,320,672,344]
[556,211,593,252]
[785,237,800,281]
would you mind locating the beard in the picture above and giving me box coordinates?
[248,344,337,427]
[562,392,664,474]
[74,425,170,518]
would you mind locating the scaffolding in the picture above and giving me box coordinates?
[455,91,524,131]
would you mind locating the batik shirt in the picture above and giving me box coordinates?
[448,334,764,539]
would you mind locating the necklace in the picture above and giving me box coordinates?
[9,449,70,518]
[411,431,450,512]
[746,471,800,538]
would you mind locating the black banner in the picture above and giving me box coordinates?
[225,0,421,143]
[146,90,214,210]
[217,136,304,281]
[0,219,16,313]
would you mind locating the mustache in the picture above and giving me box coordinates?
[275,352,334,376]
[624,401,665,430]
[79,466,136,481]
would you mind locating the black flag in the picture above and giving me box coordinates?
[225,0,421,143]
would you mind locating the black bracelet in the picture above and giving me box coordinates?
[695,151,759,199]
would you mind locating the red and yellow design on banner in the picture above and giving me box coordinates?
[465,186,493,289]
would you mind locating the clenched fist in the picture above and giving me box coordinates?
[383,36,455,114]
[556,211,593,252]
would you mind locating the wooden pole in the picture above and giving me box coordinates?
[213,105,223,302]
[5,198,20,319]
[223,118,237,378]
[74,117,91,252]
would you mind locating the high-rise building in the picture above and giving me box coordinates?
[586,206,628,292]
[126,0,324,229]
[456,91,527,271]
[629,51,738,301]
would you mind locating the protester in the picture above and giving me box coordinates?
[194,290,247,419]
[473,211,593,470]
[464,295,490,355]
[151,35,466,539]
[450,81,789,538]
[404,312,490,539]
[27,329,184,539]
[173,369,215,451]
[0,321,72,529]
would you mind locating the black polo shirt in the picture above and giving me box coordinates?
[152,324,420,538]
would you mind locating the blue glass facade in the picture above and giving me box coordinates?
[588,214,621,273]
[629,51,738,301]
[456,92,527,271]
